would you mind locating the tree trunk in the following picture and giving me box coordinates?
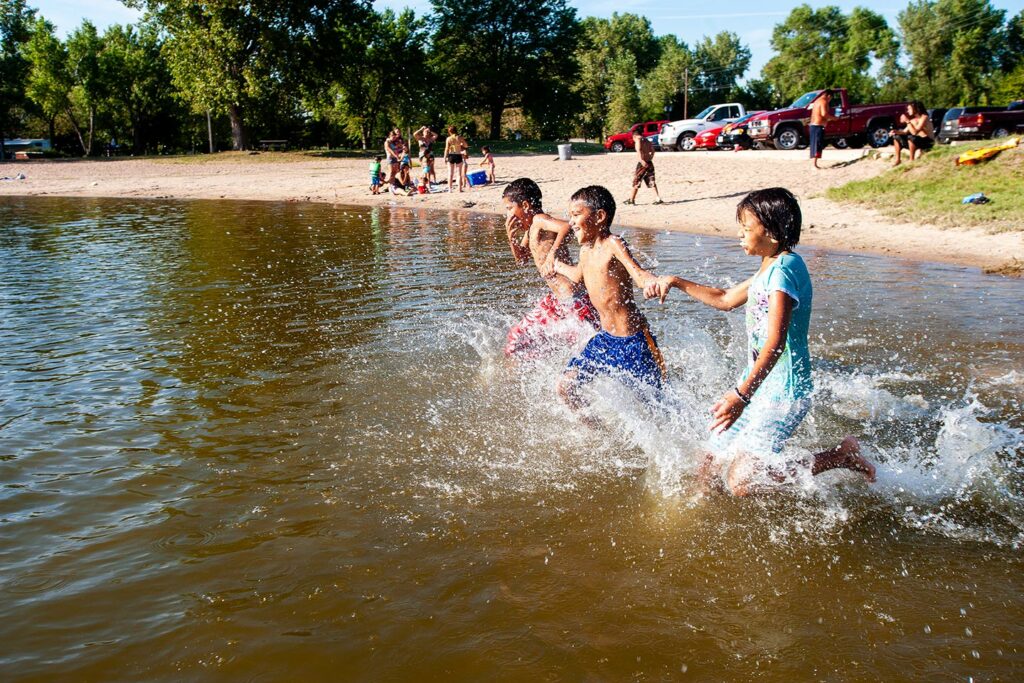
[488,99,505,140]
[228,104,248,150]
[0,133,6,162]
[48,117,56,147]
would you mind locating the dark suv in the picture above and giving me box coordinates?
[939,106,1002,143]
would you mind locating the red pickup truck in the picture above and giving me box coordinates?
[747,89,912,150]
[604,120,669,153]
[955,101,1024,140]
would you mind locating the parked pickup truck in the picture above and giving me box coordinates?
[747,89,911,150]
[604,120,669,153]
[955,101,1024,140]
[659,103,746,151]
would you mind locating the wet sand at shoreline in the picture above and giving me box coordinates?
[2,149,1020,273]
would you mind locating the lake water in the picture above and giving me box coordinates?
[1,197,1022,680]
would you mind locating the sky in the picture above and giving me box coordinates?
[31,0,1024,81]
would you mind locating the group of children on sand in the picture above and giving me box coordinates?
[502,177,875,496]
[371,126,495,196]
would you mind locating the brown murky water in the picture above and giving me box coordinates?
[1,197,1022,681]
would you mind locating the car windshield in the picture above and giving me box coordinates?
[733,113,757,124]
[693,106,715,120]
[942,108,963,122]
[790,91,821,109]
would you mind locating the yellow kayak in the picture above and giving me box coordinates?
[956,137,1020,166]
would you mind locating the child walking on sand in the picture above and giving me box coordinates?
[554,186,666,418]
[645,187,875,495]
[480,146,496,184]
[369,155,383,195]
[624,129,662,205]
[503,178,599,357]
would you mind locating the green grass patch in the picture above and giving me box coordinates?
[826,138,1024,233]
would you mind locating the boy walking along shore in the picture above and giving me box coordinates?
[503,178,600,357]
[554,186,666,418]
[624,130,663,205]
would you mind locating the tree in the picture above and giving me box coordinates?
[574,13,660,138]
[899,0,1006,105]
[130,0,361,150]
[638,35,692,121]
[606,52,641,134]
[24,18,103,155]
[0,0,35,160]
[431,0,579,139]
[763,5,898,104]
[1004,11,1024,72]
[311,8,428,149]
[99,23,177,154]
[692,32,751,107]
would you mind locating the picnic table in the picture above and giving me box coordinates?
[258,139,288,151]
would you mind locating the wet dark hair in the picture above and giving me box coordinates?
[481,145,490,153]
[503,177,543,211]
[735,187,801,253]
[570,185,616,228]
[910,101,927,116]
[374,155,383,162]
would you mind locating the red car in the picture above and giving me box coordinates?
[694,126,725,150]
[604,120,670,152]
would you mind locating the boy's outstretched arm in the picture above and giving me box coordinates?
[645,274,754,311]
[506,215,531,266]
[536,216,572,276]
[609,236,658,290]
[711,290,793,433]
[553,258,583,284]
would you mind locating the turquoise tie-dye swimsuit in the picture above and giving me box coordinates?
[711,252,813,456]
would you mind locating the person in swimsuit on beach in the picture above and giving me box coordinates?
[891,101,934,166]
[384,129,402,182]
[503,178,599,358]
[554,186,666,421]
[624,129,662,205]
[645,187,876,496]
[444,126,466,192]
[808,90,833,170]
[480,146,495,184]
[415,126,439,185]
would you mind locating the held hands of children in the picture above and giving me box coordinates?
[643,275,675,303]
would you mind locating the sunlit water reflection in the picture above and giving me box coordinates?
[1,197,1021,680]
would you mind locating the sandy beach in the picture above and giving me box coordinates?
[2,149,1021,273]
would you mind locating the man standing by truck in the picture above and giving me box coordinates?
[809,89,833,169]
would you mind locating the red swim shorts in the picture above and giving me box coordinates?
[505,292,600,357]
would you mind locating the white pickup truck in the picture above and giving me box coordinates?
[659,103,747,151]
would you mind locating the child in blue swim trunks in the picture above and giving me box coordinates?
[646,187,875,495]
[554,186,666,419]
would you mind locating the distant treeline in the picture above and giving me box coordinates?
[1,0,1021,156]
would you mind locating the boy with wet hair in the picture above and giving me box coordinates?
[503,178,599,357]
[554,185,666,415]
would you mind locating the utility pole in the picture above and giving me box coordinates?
[683,67,689,119]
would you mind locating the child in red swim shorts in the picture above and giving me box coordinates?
[503,178,599,357]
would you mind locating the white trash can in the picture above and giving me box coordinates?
[557,143,572,161]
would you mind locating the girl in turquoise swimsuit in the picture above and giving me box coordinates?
[646,188,876,496]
